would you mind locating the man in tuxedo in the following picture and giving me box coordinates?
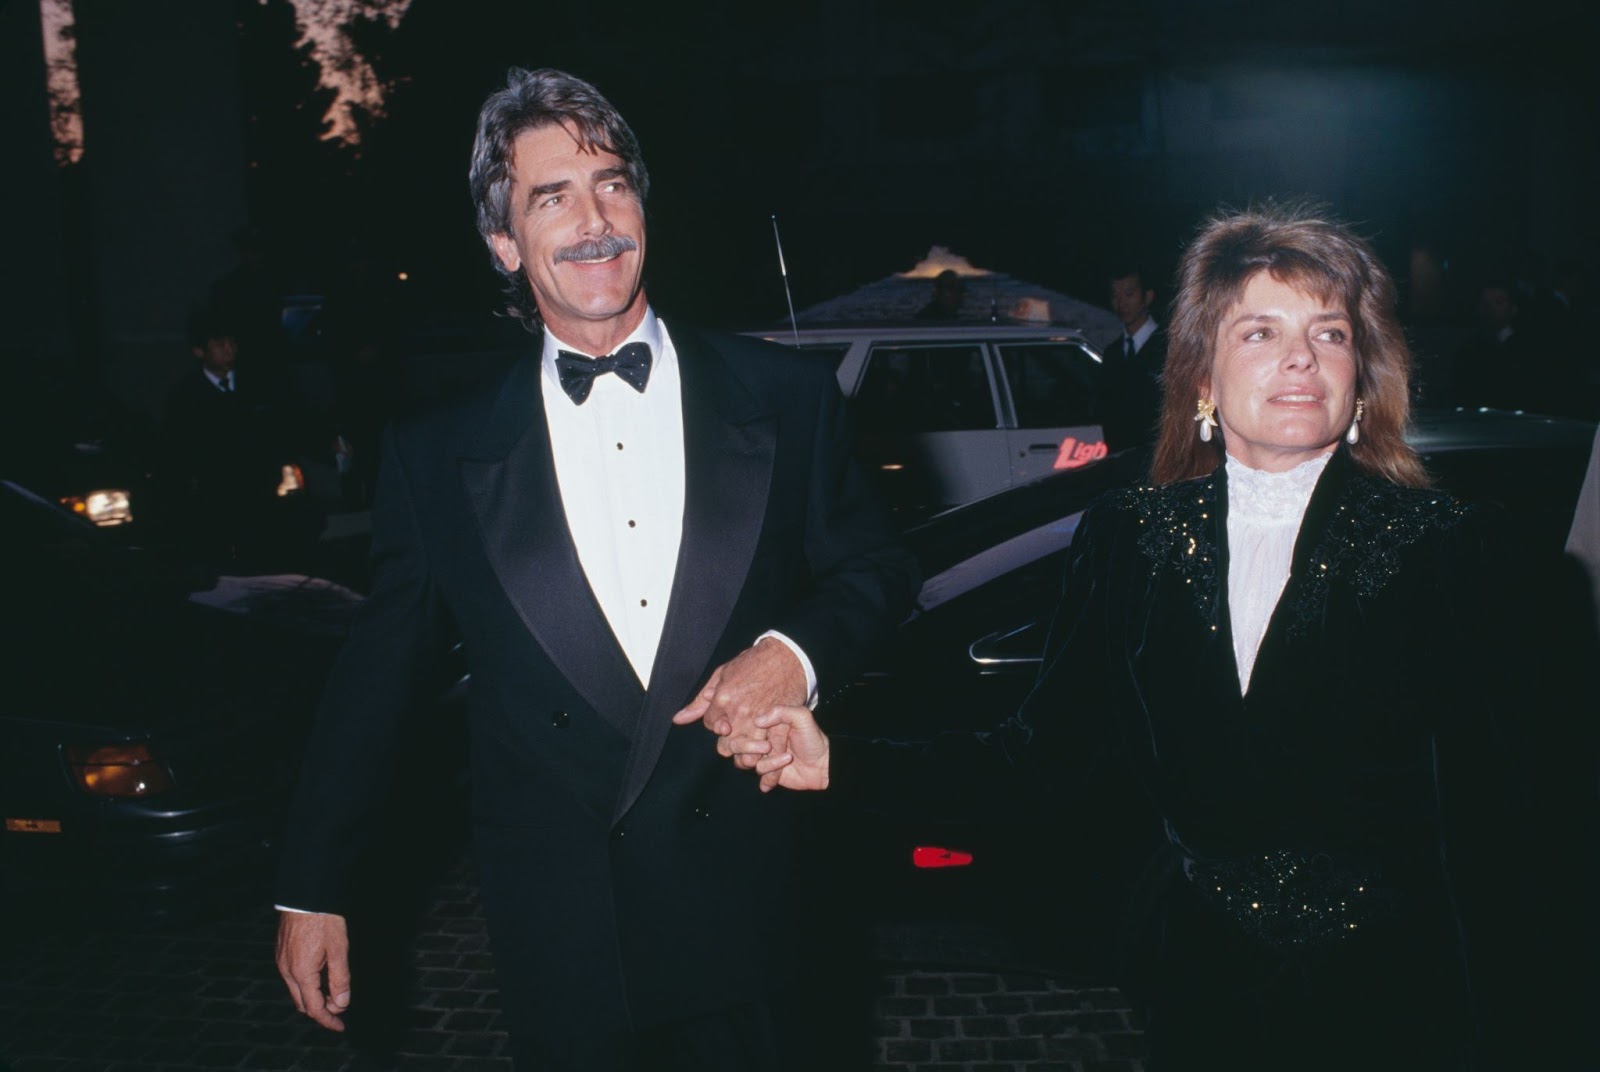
[158,307,301,566]
[1098,265,1168,452]
[272,67,916,1071]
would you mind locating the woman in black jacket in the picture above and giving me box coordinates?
[705,204,1597,1071]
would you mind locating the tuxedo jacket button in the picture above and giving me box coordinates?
[692,805,710,820]
[551,710,570,728]
[611,824,626,840]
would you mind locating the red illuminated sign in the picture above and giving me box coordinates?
[1053,436,1108,470]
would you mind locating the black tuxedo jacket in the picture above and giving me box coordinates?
[274,323,918,1062]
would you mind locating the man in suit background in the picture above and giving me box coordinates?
[273,67,917,1071]
[157,305,308,567]
[1098,264,1168,452]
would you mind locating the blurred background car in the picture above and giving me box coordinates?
[743,321,1106,523]
[0,477,371,921]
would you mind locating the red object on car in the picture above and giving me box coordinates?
[912,845,974,869]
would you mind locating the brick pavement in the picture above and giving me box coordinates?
[0,854,1145,1072]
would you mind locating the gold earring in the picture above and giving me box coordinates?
[1345,398,1364,446]
[1195,398,1219,443]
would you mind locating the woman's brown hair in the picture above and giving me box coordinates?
[1150,202,1427,487]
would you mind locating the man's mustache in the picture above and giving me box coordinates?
[555,235,638,264]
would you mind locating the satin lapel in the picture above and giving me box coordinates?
[614,328,776,821]
[458,358,645,736]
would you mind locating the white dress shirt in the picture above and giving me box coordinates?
[541,310,815,697]
[1224,452,1331,693]
[541,314,685,688]
[1125,317,1158,357]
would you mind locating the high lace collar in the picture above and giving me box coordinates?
[1225,451,1332,523]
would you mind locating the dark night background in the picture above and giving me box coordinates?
[4,0,1597,424]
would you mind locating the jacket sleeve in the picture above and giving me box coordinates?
[272,423,452,915]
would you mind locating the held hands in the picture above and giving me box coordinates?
[276,910,351,1032]
[672,638,807,776]
[740,705,832,792]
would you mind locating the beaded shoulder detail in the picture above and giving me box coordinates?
[1287,475,1472,636]
[1109,470,1473,633]
[1107,477,1222,623]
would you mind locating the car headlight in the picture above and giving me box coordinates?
[66,743,175,798]
[60,488,133,526]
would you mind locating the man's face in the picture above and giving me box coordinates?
[1477,286,1517,331]
[1109,274,1154,331]
[195,336,237,376]
[488,122,647,352]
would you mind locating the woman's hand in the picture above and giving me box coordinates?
[731,705,831,792]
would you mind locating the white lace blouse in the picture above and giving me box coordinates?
[1225,452,1332,693]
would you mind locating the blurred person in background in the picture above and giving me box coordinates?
[1099,263,1168,452]
[915,268,967,320]
[157,305,315,569]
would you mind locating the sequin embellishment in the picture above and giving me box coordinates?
[1115,478,1221,624]
[1286,476,1471,638]
[1185,850,1402,949]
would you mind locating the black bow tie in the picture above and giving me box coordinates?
[554,343,653,404]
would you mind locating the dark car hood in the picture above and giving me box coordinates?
[5,563,360,737]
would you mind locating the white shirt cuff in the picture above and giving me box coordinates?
[756,630,819,709]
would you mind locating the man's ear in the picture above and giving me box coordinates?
[489,232,522,274]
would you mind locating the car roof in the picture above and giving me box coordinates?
[741,320,1099,348]
[1408,406,1597,454]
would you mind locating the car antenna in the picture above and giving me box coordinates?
[771,215,801,348]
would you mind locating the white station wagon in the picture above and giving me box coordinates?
[744,321,1106,521]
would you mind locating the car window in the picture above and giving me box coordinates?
[856,345,995,432]
[997,343,1100,427]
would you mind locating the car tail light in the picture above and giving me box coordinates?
[912,845,974,869]
[66,743,175,798]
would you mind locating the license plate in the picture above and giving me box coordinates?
[5,818,63,834]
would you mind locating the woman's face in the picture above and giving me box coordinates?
[1205,271,1358,472]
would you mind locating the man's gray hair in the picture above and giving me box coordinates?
[467,68,649,330]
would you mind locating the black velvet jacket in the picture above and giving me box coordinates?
[833,446,1597,1066]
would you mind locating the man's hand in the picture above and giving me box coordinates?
[276,910,351,1032]
[671,638,807,770]
[735,705,831,792]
